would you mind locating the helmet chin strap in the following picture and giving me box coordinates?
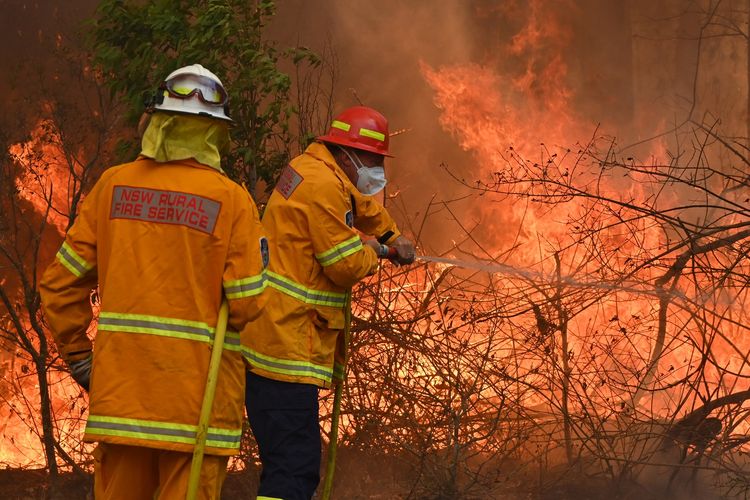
[336,146,363,182]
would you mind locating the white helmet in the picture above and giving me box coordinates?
[152,64,233,122]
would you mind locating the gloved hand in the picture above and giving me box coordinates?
[69,356,92,392]
[363,238,389,259]
[389,235,416,266]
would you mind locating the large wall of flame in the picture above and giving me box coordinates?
[269,0,748,253]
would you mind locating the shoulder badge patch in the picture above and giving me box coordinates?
[275,166,304,199]
[259,237,270,268]
[345,210,353,228]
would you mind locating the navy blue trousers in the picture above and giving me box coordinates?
[245,371,321,500]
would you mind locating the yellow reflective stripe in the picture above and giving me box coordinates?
[359,127,385,141]
[224,330,241,352]
[243,346,332,384]
[315,235,363,267]
[98,312,214,342]
[56,242,94,278]
[257,497,284,500]
[223,271,267,299]
[266,271,346,307]
[98,312,240,352]
[57,253,83,277]
[331,120,350,132]
[86,415,241,449]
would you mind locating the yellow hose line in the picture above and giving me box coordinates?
[187,299,229,500]
[321,291,352,500]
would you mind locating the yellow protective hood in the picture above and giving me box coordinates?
[140,113,230,170]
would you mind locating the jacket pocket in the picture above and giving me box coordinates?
[311,305,346,331]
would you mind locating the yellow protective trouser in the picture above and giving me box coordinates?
[93,443,229,500]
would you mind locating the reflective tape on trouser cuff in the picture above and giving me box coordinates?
[85,415,241,449]
[243,347,332,385]
[266,271,346,307]
[315,236,363,267]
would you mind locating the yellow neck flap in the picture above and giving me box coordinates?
[140,113,230,171]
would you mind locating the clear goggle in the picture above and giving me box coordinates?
[160,74,228,106]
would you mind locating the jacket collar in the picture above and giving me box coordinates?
[136,155,225,174]
[304,142,353,185]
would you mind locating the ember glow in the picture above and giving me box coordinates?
[0,317,90,467]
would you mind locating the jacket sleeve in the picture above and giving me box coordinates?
[349,187,401,244]
[39,179,102,364]
[307,182,379,289]
[222,187,268,334]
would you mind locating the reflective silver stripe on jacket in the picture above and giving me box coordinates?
[265,271,346,307]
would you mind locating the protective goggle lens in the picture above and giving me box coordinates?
[161,74,228,105]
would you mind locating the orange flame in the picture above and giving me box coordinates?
[416,0,749,436]
[9,118,82,235]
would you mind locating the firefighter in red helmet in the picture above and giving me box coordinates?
[244,105,415,499]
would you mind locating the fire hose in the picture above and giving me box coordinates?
[187,299,229,500]
[176,237,675,499]
[320,246,549,497]
[320,241,678,497]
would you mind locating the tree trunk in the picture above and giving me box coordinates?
[35,334,59,493]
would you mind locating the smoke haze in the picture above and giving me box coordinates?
[268,0,748,253]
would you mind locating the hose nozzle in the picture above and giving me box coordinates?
[377,243,398,260]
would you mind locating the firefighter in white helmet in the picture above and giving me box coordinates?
[153,64,234,122]
[40,64,267,499]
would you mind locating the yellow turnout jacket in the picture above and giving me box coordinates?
[245,142,400,388]
[40,157,267,456]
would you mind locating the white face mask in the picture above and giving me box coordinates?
[339,147,387,195]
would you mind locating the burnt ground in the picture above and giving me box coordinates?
[0,468,261,500]
[0,470,644,500]
[0,449,699,500]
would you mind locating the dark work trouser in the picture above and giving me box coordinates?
[245,371,321,500]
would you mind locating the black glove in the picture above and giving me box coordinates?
[69,356,92,392]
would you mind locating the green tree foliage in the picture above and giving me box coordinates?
[89,0,319,190]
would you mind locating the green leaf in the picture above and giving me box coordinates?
[88,0,323,193]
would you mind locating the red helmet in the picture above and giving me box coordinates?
[317,106,393,157]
